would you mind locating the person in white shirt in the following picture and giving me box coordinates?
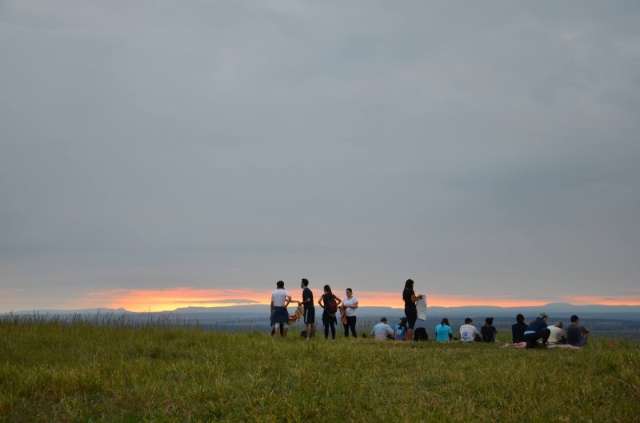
[342,288,359,338]
[547,321,566,345]
[270,280,291,337]
[371,317,394,341]
[459,317,481,342]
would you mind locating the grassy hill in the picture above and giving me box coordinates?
[1,321,639,422]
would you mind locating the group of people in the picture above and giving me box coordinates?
[270,279,359,340]
[270,278,591,348]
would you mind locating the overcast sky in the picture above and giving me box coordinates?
[1,1,639,310]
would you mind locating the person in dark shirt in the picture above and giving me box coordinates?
[512,313,528,343]
[523,313,550,348]
[567,314,589,347]
[402,279,423,341]
[300,278,315,340]
[318,285,341,340]
[481,317,497,342]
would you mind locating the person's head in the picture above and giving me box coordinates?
[464,317,472,324]
[276,280,285,289]
[538,312,548,322]
[400,317,407,326]
[516,313,525,324]
[485,317,494,326]
[555,321,563,328]
[404,279,414,290]
[441,318,449,326]
[300,278,309,288]
[380,317,388,323]
[570,314,579,324]
[345,288,353,298]
[323,284,332,295]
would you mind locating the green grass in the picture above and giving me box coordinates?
[1,321,639,422]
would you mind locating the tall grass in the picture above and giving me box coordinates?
[0,318,638,422]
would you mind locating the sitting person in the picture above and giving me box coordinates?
[547,321,566,345]
[523,313,550,348]
[372,317,395,341]
[481,317,497,342]
[414,317,429,341]
[394,317,407,341]
[511,313,528,343]
[435,318,453,343]
[459,317,481,342]
[567,315,590,347]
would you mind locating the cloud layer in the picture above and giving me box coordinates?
[1,1,639,310]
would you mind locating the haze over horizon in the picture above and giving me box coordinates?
[2,1,640,312]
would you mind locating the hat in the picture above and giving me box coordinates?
[538,312,548,319]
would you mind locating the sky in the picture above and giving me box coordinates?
[1,1,639,312]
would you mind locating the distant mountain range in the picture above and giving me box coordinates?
[7,302,640,317]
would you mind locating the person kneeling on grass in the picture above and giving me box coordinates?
[435,318,453,343]
[567,315,589,347]
[523,313,550,348]
[371,317,395,341]
[271,280,292,337]
[459,317,481,342]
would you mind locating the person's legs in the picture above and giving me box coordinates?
[343,322,349,337]
[330,318,336,339]
[349,316,357,337]
[405,314,416,341]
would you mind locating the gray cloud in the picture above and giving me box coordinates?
[1,0,639,310]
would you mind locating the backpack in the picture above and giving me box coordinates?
[326,295,338,314]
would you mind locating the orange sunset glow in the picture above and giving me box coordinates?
[71,287,640,312]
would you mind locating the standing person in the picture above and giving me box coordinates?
[342,288,359,338]
[270,280,291,337]
[435,318,453,343]
[523,313,550,348]
[402,279,423,341]
[318,285,341,340]
[459,317,481,342]
[371,317,395,341]
[511,314,528,343]
[567,315,590,347]
[300,278,315,340]
[481,317,497,342]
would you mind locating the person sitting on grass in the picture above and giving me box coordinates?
[511,313,527,343]
[435,318,453,343]
[567,315,590,347]
[481,317,497,342]
[318,285,341,340]
[459,317,481,342]
[414,317,429,341]
[394,317,407,341]
[270,280,292,337]
[371,317,395,341]
[547,321,566,345]
[523,313,550,348]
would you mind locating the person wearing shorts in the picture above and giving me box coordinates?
[270,280,291,337]
[402,279,421,341]
[301,278,315,339]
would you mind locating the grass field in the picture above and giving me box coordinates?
[1,320,639,422]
